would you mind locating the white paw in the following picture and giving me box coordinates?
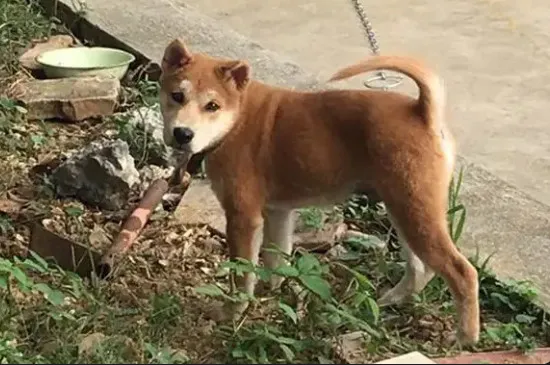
[378,287,409,307]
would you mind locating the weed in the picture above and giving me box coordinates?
[144,342,189,364]
[297,207,325,230]
[194,166,550,362]
[149,293,183,327]
[113,112,168,168]
[0,98,26,130]
[0,98,28,155]
[0,215,14,235]
[0,249,196,363]
[135,79,161,107]
[64,204,84,218]
[0,0,53,80]
[447,167,467,244]
[120,77,160,110]
[196,248,383,363]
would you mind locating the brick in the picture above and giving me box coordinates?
[19,35,76,70]
[11,76,120,121]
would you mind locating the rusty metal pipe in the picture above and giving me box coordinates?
[97,157,191,279]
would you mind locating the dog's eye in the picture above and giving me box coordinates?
[171,92,185,104]
[204,101,220,112]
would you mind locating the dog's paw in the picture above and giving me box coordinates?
[457,327,480,348]
[204,301,250,323]
[378,288,409,307]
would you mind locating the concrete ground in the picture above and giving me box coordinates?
[41,0,550,305]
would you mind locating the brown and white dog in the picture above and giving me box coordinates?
[159,38,480,345]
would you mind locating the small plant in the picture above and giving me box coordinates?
[144,342,189,364]
[0,335,47,364]
[0,215,14,236]
[135,79,161,107]
[0,98,27,132]
[149,293,183,327]
[0,251,73,307]
[0,0,52,77]
[120,78,160,109]
[113,113,168,168]
[447,167,467,244]
[195,249,382,363]
[64,204,84,218]
[297,207,325,230]
[484,322,536,352]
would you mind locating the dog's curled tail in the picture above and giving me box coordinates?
[328,55,445,128]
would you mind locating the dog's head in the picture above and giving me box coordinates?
[159,38,251,154]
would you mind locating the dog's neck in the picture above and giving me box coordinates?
[185,140,221,174]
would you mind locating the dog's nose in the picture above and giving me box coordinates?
[173,127,194,145]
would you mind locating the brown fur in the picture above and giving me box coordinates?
[159,38,479,345]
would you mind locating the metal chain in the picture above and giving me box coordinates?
[350,0,380,56]
[349,0,403,90]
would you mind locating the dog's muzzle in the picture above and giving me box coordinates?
[173,127,194,145]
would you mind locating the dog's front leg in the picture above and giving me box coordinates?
[221,209,264,320]
[262,207,294,290]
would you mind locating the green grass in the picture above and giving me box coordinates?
[297,207,325,230]
[0,252,191,364]
[0,0,53,81]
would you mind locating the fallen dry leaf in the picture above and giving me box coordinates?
[165,231,180,244]
[89,224,111,248]
[0,195,23,216]
[333,331,371,364]
[78,332,106,357]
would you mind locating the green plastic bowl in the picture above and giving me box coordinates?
[36,47,136,79]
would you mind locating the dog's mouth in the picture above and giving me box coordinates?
[171,142,193,154]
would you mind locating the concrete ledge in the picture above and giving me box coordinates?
[39,0,550,306]
[457,157,550,307]
[39,0,156,77]
[39,0,322,90]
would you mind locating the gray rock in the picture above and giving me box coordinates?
[138,164,174,193]
[51,139,140,210]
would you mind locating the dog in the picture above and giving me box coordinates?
[159,38,480,345]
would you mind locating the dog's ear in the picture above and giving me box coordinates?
[218,60,251,91]
[162,38,192,71]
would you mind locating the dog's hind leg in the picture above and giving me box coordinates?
[378,214,435,306]
[379,183,479,346]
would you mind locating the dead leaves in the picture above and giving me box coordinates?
[0,190,29,218]
[0,196,22,216]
